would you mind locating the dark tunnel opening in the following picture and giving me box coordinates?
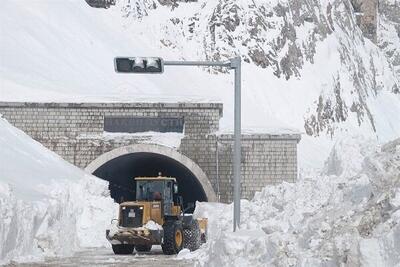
[92,152,208,213]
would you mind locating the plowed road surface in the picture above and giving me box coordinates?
[5,247,195,267]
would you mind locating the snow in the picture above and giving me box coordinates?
[378,10,400,80]
[180,137,400,266]
[107,219,163,242]
[102,131,184,149]
[143,220,163,231]
[0,0,400,265]
[0,117,117,264]
[106,220,120,244]
[392,189,400,208]
[0,115,82,201]
[0,0,399,172]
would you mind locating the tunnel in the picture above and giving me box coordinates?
[87,144,216,213]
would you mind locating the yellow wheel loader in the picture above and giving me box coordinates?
[106,176,208,255]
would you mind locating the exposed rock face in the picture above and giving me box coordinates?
[115,0,399,138]
[196,0,335,80]
[378,0,400,81]
[351,0,378,43]
[304,77,349,137]
[117,0,338,79]
[119,0,157,18]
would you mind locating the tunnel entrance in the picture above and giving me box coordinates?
[90,148,212,213]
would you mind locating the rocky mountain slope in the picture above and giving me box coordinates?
[378,0,400,79]
[116,0,400,139]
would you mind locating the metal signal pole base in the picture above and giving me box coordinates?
[230,57,241,231]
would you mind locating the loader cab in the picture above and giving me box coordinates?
[135,177,180,216]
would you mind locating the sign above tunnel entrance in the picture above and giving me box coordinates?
[104,117,184,133]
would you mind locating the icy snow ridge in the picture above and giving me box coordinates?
[0,117,117,264]
[181,137,400,266]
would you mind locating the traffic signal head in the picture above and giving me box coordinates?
[114,57,164,73]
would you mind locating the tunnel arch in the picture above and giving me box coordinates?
[85,144,217,207]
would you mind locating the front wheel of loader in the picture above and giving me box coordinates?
[135,244,152,252]
[161,220,184,255]
[112,244,134,255]
[183,219,201,251]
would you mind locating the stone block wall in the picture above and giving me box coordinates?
[0,101,222,169]
[0,101,301,203]
[215,134,299,202]
[0,102,222,138]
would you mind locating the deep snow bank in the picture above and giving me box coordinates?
[180,137,400,266]
[0,117,117,264]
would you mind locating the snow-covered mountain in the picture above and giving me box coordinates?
[0,0,399,167]
[379,0,400,79]
[116,0,400,136]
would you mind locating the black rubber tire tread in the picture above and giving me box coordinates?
[183,219,201,251]
[112,244,134,255]
[135,244,152,252]
[161,220,184,255]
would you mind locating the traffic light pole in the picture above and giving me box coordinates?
[231,57,241,231]
[164,57,242,231]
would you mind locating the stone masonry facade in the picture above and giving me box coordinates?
[0,102,300,203]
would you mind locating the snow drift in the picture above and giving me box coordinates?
[0,117,117,264]
[180,137,400,266]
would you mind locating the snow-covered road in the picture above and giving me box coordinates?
[4,247,195,267]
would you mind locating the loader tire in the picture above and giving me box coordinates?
[135,244,152,252]
[112,244,134,255]
[183,219,201,251]
[161,220,184,255]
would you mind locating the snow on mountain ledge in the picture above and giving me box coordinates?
[378,0,400,80]
[180,137,400,266]
[1,0,399,150]
[118,0,400,139]
[0,117,117,264]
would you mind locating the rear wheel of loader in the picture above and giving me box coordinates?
[135,244,152,252]
[183,219,201,251]
[162,220,184,255]
[112,244,134,255]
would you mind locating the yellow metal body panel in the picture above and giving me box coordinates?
[150,202,163,225]
[142,202,151,224]
[197,218,208,234]
[171,205,181,216]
